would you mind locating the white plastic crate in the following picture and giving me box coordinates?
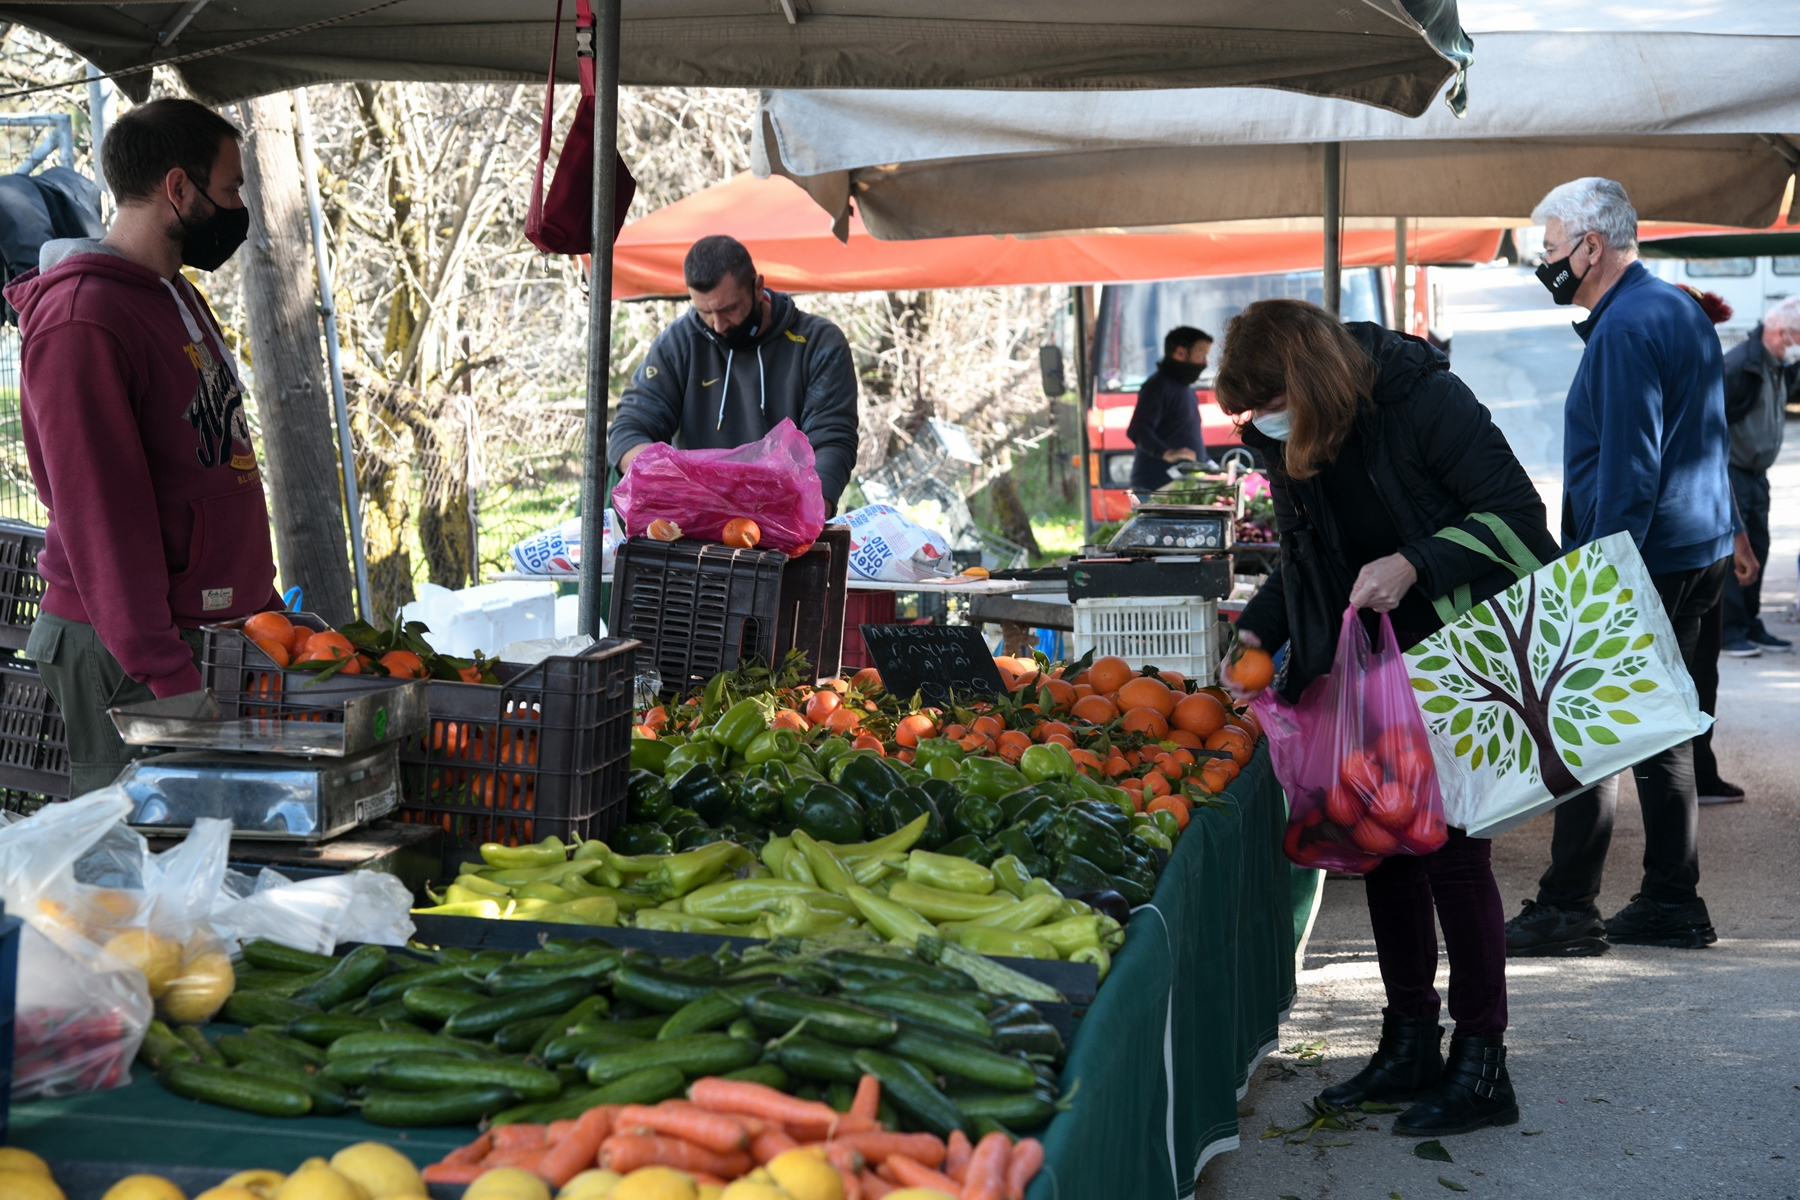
[1071,595,1220,679]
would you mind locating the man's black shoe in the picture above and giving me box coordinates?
[1317,1015,1444,1110]
[1504,899,1610,957]
[1604,893,1718,948]
[1393,1036,1520,1137]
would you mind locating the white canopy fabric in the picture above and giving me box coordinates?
[754,7,1800,237]
[1,0,1469,116]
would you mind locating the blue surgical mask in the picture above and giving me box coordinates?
[1251,409,1291,441]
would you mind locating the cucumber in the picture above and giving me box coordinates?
[139,1021,199,1071]
[240,940,339,974]
[489,1099,561,1127]
[953,1088,1056,1130]
[159,1062,312,1117]
[914,936,1064,1003]
[658,992,744,1040]
[233,1059,351,1115]
[443,978,595,1038]
[827,951,976,993]
[321,1054,411,1086]
[986,1001,1042,1029]
[245,1026,328,1067]
[291,944,389,1010]
[366,963,482,1005]
[610,965,720,1013]
[774,1034,865,1085]
[359,999,418,1024]
[175,1025,226,1067]
[494,1013,563,1054]
[527,996,614,1057]
[993,1022,1065,1062]
[483,951,622,995]
[222,991,317,1028]
[583,1034,761,1087]
[327,1029,495,1061]
[369,1057,563,1101]
[542,1029,648,1067]
[887,1028,1037,1092]
[826,1081,855,1113]
[726,1018,758,1041]
[723,1063,790,1091]
[285,1012,386,1046]
[589,1065,687,1106]
[403,986,490,1024]
[744,991,897,1047]
[855,987,993,1041]
[215,1034,314,1071]
[231,967,313,993]
[360,1086,519,1127]
[851,1048,966,1138]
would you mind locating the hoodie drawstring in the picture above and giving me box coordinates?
[715,343,770,428]
[757,346,766,414]
[717,347,734,429]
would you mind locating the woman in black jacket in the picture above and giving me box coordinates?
[1217,299,1560,1138]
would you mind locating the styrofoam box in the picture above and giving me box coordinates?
[401,581,557,660]
[1071,595,1221,679]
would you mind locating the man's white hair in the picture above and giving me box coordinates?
[1531,178,1638,250]
[1764,294,1800,333]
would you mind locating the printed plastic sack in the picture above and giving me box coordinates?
[211,868,415,957]
[509,510,623,576]
[831,503,955,583]
[611,418,827,555]
[1255,607,1449,873]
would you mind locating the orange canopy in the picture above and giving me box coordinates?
[612,174,1502,299]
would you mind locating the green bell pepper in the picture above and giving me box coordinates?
[924,756,962,782]
[743,759,794,790]
[744,727,802,767]
[1019,742,1076,784]
[479,837,566,869]
[1001,795,1060,844]
[1045,807,1125,872]
[668,763,734,824]
[1068,771,1136,816]
[1051,853,1111,893]
[913,737,965,766]
[947,792,1003,842]
[711,698,770,756]
[644,841,753,900]
[613,825,676,856]
[936,834,996,866]
[827,748,882,786]
[1071,799,1133,839]
[887,880,1018,923]
[844,884,939,946]
[834,752,906,808]
[905,849,996,895]
[1151,809,1182,842]
[988,826,1049,878]
[813,736,856,774]
[989,854,1035,899]
[662,737,725,780]
[734,778,785,827]
[958,756,1027,801]
[786,782,866,844]
[1131,824,1173,852]
[1108,860,1156,906]
[631,736,674,774]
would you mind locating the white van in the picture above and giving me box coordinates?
[1642,255,1800,348]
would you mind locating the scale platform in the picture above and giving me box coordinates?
[1108,504,1236,554]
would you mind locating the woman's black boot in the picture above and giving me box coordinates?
[1317,1015,1444,1109]
[1392,1035,1519,1136]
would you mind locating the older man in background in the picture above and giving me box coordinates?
[1718,295,1800,657]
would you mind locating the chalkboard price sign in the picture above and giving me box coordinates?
[858,624,1007,708]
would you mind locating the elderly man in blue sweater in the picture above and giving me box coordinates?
[1506,178,1734,957]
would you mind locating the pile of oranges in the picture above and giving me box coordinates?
[240,611,466,681]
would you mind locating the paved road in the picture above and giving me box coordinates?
[1194,271,1800,1200]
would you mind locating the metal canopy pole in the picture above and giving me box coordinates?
[1322,142,1342,317]
[578,0,622,639]
[1071,286,1094,543]
[1393,216,1408,331]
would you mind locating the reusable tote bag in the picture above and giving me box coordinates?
[1404,519,1709,838]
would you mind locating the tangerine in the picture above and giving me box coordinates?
[242,611,293,646]
[301,630,354,661]
[1119,706,1170,738]
[721,517,761,548]
[1147,794,1191,831]
[253,638,290,667]
[1069,695,1119,725]
[289,624,314,656]
[850,667,883,691]
[894,713,938,747]
[851,733,886,755]
[1041,678,1077,710]
[825,708,862,733]
[1156,669,1188,692]
[1088,656,1134,695]
[1205,726,1254,766]
[1116,676,1177,718]
[1172,692,1228,738]
[1165,728,1204,750]
[1223,646,1276,692]
[771,709,810,732]
[804,690,842,726]
[1033,720,1075,743]
[457,665,483,683]
[379,650,426,679]
[647,518,682,541]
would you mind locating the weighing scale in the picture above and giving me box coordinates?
[107,682,429,841]
[1106,503,1237,554]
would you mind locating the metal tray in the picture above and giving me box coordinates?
[108,682,428,757]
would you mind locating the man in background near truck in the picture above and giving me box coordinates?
[1,99,278,795]
[1718,295,1799,657]
[607,235,860,513]
[1126,325,1212,496]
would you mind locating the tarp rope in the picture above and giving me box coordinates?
[0,0,413,102]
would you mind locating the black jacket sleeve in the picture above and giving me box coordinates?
[1721,334,1761,426]
[1392,378,1558,599]
[607,327,689,471]
[1236,471,1300,651]
[1125,382,1169,456]
[798,323,860,506]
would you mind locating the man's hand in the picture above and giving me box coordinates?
[1733,530,1761,587]
[1348,553,1419,613]
[619,443,650,472]
[1162,447,1198,463]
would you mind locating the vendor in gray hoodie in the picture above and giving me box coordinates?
[607,235,860,511]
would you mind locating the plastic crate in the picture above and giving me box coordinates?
[1071,595,1221,679]
[0,657,69,806]
[841,589,897,670]
[0,900,17,1142]
[201,615,638,849]
[0,520,48,652]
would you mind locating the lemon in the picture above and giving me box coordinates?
[608,1169,696,1200]
[274,1162,364,1200]
[464,1169,552,1200]
[766,1149,843,1200]
[328,1144,423,1199]
[555,1170,621,1200]
[0,1149,51,1176]
[194,1189,266,1200]
[694,1187,723,1200]
[718,1183,787,1200]
[221,1171,286,1199]
[0,1170,66,1200]
[101,1176,185,1200]
[158,950,236,1024]
[102,930,185,998]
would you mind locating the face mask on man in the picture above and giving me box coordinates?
[1251,409,1291,441]
[173,186,250,272]
[1782,341,1800,366]
[1534,235,1589,306]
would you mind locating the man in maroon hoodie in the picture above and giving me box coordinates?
[3,98,278,795]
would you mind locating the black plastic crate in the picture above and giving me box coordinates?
[0,657,68,804]
[201,615,638,849]
[0,519,48,652]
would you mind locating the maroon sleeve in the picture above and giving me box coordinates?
[22,319,202,697]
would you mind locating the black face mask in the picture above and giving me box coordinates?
[173,187,250,272]
[1535,247,1587,306]
[1160,356,1204,386]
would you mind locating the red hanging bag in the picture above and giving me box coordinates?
[526,0,635,255]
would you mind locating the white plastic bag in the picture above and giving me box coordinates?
[831,504,954,583]
[509,511,623,576]
[211,869,415,957]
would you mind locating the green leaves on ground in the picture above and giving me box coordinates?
[1414,1140,1453,1162]
[1285,1037,1328,1060]
[1439,1178,1469,1192]
[1586,1095,1610,1103]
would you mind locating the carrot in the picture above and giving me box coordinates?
[962,1131,1012,1200]
[752,1128,799,1165]
[829,1132,947,1170]
[1003,1137,1044,1200]
[884,1154,962,1194]
[860,1169,896,1199]
[439,1134,492,1167]
[614,1103,750,1153]
[598,1133,752,1178]
[944,1129,973,1182]
[688,1078,875,1136]
[850,1073,882,1122]
[535,1104,614,1187]
[546,1118,578,1143]
[821,1142,864,1200]
[490,1123,549,1155]
[420,1162,485,1185]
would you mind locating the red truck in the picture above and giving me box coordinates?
[1086,265,1436,520]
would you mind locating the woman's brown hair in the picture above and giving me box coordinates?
[1213,298,1375,480]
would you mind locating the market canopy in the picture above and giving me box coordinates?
[1,0,1470,116]
[612,172,1501,298]
[754,7,1800,238]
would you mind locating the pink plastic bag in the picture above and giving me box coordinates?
[612,419,827,556]
[1253,607,1448,874]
